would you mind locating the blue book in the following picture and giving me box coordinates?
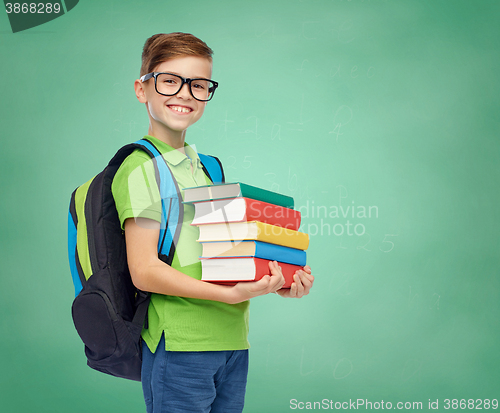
[200,240,306,267]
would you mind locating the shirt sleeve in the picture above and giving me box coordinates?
[111,149,162,230]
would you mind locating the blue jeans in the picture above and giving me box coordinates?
[141,335,249,413]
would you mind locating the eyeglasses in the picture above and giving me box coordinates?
[140,72,218,102]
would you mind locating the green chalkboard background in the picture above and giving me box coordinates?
[1,1,499,412]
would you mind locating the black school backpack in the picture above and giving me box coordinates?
[67,138,224,381]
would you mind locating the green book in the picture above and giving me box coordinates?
[183,182,294,209]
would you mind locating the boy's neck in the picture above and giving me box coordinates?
[148,126,186,154]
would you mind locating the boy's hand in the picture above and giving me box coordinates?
[275,265,314,299]
[229,261,285,304]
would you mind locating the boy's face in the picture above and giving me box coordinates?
[136,56,213,143]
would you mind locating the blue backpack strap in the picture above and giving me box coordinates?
[133,139,183,263]
[199,153,225,184]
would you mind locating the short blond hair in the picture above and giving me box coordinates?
[140,32,213,77]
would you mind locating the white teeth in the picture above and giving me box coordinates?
[170,106,191,113]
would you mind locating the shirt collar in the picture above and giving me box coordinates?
[144,135,202,168]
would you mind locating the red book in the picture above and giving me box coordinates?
[200,257,303,288]
[191,197,301,230]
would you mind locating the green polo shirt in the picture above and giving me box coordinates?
[111,135,250,353]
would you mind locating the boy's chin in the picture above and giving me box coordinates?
[154,122,191,135]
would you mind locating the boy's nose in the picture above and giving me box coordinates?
[176,83,192,99]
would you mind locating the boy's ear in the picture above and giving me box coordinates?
[134,79,147,103]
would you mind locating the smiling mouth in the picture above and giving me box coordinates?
[168,105,192,113]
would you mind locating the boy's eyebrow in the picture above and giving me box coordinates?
[160,70,211,79]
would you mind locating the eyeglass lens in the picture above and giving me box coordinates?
[155,73,215,101]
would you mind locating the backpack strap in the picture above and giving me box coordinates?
[117,139,183,332]
[199,153,225,184]
[131,139,183,264]
[68,193,82,296]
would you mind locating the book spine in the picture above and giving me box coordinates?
[239,183,294,209]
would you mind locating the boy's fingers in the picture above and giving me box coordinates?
[248,275,271,293]
[257,271,282,290]
[299,268,314,285]
[276,277,285,291]
[269,273,285,292]
[269,261,282,276]
[259,274,271,288]
[268,261,285,292]
[294,272,305,298]
[271,269,313,299]
[301,270,313,284]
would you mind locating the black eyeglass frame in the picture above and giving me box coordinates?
[140,72,219,102]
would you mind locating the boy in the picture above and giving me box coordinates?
[112,32,314,413]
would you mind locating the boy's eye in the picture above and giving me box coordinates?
[192,81,207,90]
[157,74,180,85]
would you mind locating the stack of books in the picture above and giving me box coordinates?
[183,182,309,288]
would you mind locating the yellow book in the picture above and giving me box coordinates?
[196,221,309,250]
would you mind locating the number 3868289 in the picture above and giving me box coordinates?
[5,3,62,14]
